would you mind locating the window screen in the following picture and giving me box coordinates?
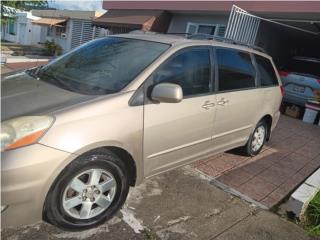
[255,55,279,87]
[152,48,211,97]
[217,49,256,91]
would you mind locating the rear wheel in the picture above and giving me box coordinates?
[243,120,267,156]
[44,149,129,230]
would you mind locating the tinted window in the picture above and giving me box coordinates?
[35,37,170,95]
[255,55,279,87]
[217,49,255,91]
[151,48,211,96]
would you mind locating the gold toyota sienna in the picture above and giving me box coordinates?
[1,33,283,230]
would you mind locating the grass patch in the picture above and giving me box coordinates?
[304,191,320,237]
[142,229,157,240]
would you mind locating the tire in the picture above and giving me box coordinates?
[243,120,268,157]
[43,149,130,231]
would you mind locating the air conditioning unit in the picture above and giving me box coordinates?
[61,33,67,38]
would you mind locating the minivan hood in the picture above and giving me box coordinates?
[1,72,99,121]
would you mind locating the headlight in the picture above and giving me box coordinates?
[1,116,54,151]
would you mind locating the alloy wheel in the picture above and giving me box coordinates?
[251,125,266,152]
[62,168,117,220]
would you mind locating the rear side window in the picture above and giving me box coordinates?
[255,55,279,87]
[151,48,211,96]
[217,48,256,91]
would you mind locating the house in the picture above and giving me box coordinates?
[31,10,103,53]
[93,1,320,66]
[93,10,171,34]
[1,6,42,45]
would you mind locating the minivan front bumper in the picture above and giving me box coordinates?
[1,144,73,228]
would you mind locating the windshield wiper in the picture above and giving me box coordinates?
[37,70,117,95]
[38,71,74,92]
[25,68,39,79]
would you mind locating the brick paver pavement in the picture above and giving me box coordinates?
[1,61,48,74]
[194,115,320,208]
[6,61,48,70]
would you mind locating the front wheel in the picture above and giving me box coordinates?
[243,121,268,157]
[44,149,130,230]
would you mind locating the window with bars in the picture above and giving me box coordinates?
[186,22,226,37]
[7,19,16,35]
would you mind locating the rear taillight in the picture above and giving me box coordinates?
[280,85,285,96]
[279,71,289,77]
[317,79,320,84]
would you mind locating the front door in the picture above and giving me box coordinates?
[19,23,26,44]
[143,47,216,176]
[213,48,263,149]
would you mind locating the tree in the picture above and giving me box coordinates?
[1,0,49,24]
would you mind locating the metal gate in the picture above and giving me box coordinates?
[225,5,260,45]
[71,20,101,49]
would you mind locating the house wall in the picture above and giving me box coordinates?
[2,12,41,45]
[30,24,41,44]
[39,26,47,43]
[44,20,72,53]
[37,19,100,53]
[167,14,228,33]
[16,12,41,45]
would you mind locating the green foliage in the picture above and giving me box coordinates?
[43,40,63,56]
[1,0,48,24]
[305,191,320,237]
[142,229,157,240]
[1,0,48,10]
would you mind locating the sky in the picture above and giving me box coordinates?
[49,0,104,11]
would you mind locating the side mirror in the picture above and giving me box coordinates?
[151,83,183,103]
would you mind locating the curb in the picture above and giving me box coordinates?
[288,168,320,219]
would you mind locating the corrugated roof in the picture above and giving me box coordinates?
[31,10,96,20]
[32,18,67,26]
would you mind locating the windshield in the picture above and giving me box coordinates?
[34,37,170,95]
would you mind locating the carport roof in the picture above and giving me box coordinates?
[32,18,67,27]
[92,9,164,28]
[103,1,320,13]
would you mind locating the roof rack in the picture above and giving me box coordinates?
[186,33,267,54]
[128,31,267,54]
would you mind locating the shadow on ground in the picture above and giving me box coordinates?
[1,166,311,240]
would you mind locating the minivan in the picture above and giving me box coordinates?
[1,33,283,230]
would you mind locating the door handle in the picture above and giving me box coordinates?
[217,98,229,106]
[202,100,215,110]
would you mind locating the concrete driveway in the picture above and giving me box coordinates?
[1,166,311,240]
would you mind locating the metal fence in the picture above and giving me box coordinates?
[225,5,260,45]
[71,20,100,49]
